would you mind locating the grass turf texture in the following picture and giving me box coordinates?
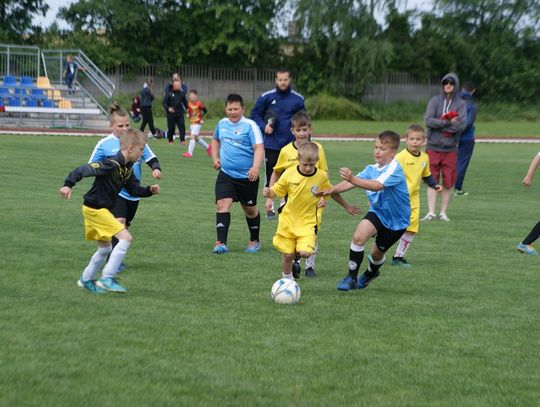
[1,134,539,406]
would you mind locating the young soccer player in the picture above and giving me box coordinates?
[89,103,162,271]
[264,142,357,280]
[516,150,540,255]
[265,111,359,277]
[211,94,264,254]
[183,89,210,158]
[323,131,411,291]
[391,125,442,268]
[59,129,160,294]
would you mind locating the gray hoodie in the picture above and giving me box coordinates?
[424,73,467,152]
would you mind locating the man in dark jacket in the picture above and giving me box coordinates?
[455,81,478,196]
[163,79,188,145]
[421,72,467,222]
[250,68,305,218]
[140,78,156,136]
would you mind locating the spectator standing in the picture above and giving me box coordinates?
[140,78,157,137]
[164,73,188,144]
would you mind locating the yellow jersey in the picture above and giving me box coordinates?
[271,166,332,238]
[273,141,328,174]
[394,148,431,207]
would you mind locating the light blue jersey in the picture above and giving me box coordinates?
[358,159,411,230]
[88,134,157,201]
[214,116,263,179]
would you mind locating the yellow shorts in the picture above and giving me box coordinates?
[407,206,420,233]
[82,205,125,241]
[273,233,316,254]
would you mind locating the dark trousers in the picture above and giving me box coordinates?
[264,148,281,187]
[140,106,155,135]
[455,139,475,190]
[166,114,186,142]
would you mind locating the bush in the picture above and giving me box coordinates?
[305,93,376,120]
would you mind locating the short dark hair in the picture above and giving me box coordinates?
[275,68,291,77]
[226,94,244,107]
[377,130,401,150]
[291,111,311,128]
[463,81,476,92]
[189,89,198,95]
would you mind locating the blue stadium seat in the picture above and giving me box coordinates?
[31,88,46,99]
[8,98,21,106]
[42,99,55,108]
[25,99,38,107]
[20,76,35,87]
[0,87,11,98]
[2,75,17,87]
[13,87,28,97]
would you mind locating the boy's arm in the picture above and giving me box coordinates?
[422,175,442,191]
[331,193,361,215]
[339,167,383,191]
[60,160,117,198]
[248,143,264,182]
[123,172,159,197]
[522,153,540,187]
[211,136,221,170]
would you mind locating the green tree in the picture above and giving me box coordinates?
[0,0,49,41]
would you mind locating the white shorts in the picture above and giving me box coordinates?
[190,124,201,136]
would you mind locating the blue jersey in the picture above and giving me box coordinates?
[88,134,157,201]
[357,159,411,230]
[214,116,263,179]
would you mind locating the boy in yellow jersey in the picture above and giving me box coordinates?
[263,142,357,280]
[391,124,441,268]
[265,111,359,277]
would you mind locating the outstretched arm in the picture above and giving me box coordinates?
[339,167,383,191]
[331,193,361,215]
[522,153,540,187]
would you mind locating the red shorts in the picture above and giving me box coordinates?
[427,150,457,189]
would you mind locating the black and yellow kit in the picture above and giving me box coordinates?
[63,151,153,210]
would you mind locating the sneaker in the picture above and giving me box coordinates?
[206,145,212,156]
[245,240,261,253]
[438,213,450,221]
[212,241,229,254]
[304,267,317,277]
[391,257,412,269]
[168,141,174,144]
[357,270,380,289]
[454,189,469,196]
[96,277,127,293]
[182,152,192,158]
[77,278,106,294]
[292,260,301,279]
[181,140,186,145]
[337,275,358,291]
[420,212,437,221]
[517,242,539,256]
[266,210,276,220]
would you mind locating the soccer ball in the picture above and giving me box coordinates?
[271,278,301,305]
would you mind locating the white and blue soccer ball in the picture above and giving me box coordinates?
[271,278,301,305]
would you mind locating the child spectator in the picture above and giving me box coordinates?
[89,103,162,272]
[131,95,141,122]
[63,55,83,95]
[210,94,264,254]
[455,81,478,196]
[163,79,188,145]
[140,78,157,137]
[517,151,540,255]
[266,111,359,278]
[183,89,210,157]
[323,131,411,291]
[263,142,357,280]
[59,129,160,294]
[391,125,441,268]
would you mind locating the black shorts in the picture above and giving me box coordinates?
[111,196,140,227]
[364,212,406,253]
[215,170,258,206]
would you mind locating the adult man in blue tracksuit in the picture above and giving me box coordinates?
[455,81,478,196]
[251,68,305,218]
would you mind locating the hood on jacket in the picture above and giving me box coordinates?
[440,73,460,98]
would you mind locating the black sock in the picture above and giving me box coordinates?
[246,213,260,242]
[523,221,540,245]
[216,212,230,244]
[348,248,364,279]
[365,256,385,277]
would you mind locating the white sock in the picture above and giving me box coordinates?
[198,138,209,149]
[82,245,112,281]
[305,243,318,268]
[394,232,415,258]
[102,240,131,279]
[282,272,294,280]
[188,140,196,154]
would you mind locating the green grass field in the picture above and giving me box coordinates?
[1,134,539,406]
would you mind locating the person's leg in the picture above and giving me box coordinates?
[423,151,440,219]
[264,148,280,218]
[215,198,233,249]
[455,140,475,192]
[522,221,540,245]
[81,240,112,282]
[439,188,453,216]
[281,253,295,279]
[148,109,156,135]
[179,116,186,143]
[242,204,261,251]
[439,151,457,219]
[140,107,148,132]
[167,115,175,143]
[392,231,415,267]
[97,228,132,292]
[304,242,318,277]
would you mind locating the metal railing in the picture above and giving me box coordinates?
[0,44,41,78]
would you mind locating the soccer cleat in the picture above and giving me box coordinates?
[304,267,317,277]
[77,278,106,294]
[206,145,212,156]
[438,213,450,221]
[517,242,539,256]
[212,241,229,254]
[182,152,192,158]
[454,189,469,196]
[292,260,301,279]
[420,212,437,221]
[337,275,358,291]
[391,257,412,269]
[96,277,127,293]
[266,210,276,220]
[245,240,261,253]
[357,270,380,289]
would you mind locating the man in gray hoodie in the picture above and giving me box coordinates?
[421,73,467,222]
